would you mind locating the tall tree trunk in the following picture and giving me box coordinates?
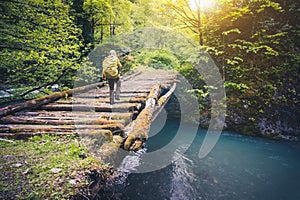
[110,15,113,38]
[197,5,203,46]
[100,24,104,43]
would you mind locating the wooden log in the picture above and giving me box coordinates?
[0,116,125,126]
[94,89,150,94]
[123,85,161,151]
[40,103,142,112]
[0,82,105,118]
[146,84,161,100]
[122,71,142,81]
[77,93,148,98]
[13,111,135,124]
[129,97,146,103]
[92,97,146,104]
[128,80,176,84]
[56,96,146,104]
[152,83,177,122]
[0,124,124,133]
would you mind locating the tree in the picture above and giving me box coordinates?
[0,0,83,99]
[151,0,299,135]
[82,0,132,44]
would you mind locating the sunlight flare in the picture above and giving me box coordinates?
[189,0,216,11]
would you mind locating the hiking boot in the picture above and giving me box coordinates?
[110,98,114,105]
[110,92,115,105]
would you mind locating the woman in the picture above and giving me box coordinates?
[102,50,122,104]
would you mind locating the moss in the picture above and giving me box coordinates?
[0,134,112,199]
[123,134,135,150]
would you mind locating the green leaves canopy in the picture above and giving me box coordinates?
[0,0,82,98]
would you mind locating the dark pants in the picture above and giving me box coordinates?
[107,77,121,104]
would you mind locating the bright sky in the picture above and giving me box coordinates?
[189,0,216,11]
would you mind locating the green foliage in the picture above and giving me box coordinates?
[135,49,180,69]
[225,81,249,93]
[83,0,132,44]
[74,58,100,86]
[176,62,205,89]
[0,0,83,100]
[119,54,137,74]
[151,0,299,130]
[202,0,299,122]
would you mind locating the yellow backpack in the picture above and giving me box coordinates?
[102,57,120,78]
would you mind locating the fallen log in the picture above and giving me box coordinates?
[15,111,134,118]
[13,111,135,124]
[122,71,142,81]
[77,93,148,98]
[94,89,151,94]
[41,103,142,112]
[152,83,177,122]
[56,96,146,104]
[0,123,124,133]
[123,85,161,151]
[0,82,105,118]
[0,116,125,126]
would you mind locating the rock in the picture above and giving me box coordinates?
[50,168,62,173]
[275,134,299,142]
[12,163,22,168]
[130,140,143,151]
[22,168,30,175]
[3,155,15,160]
[69,179,77,185]
[213,177,219,184]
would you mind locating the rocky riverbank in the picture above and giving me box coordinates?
[165,95,300,142]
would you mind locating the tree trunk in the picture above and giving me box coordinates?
[197,5,203,46]
[123,85,161,150]
[0,124,124,133]
[0,116,124,126]
[41,103,141,112]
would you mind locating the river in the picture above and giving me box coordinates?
[99,117,300,200]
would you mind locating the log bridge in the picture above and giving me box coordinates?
[0,68,177,157]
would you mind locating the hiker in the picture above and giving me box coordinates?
[102,50,122,104]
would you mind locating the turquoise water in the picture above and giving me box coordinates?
[101,118,300,200]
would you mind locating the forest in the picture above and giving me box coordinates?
[0,0,299,139]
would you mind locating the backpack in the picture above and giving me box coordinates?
[102,57,120,78]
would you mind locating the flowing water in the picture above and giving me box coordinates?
[101,117,300,200]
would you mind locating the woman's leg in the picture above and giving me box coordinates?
[108,78,115,104]
[115,77,121,100]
